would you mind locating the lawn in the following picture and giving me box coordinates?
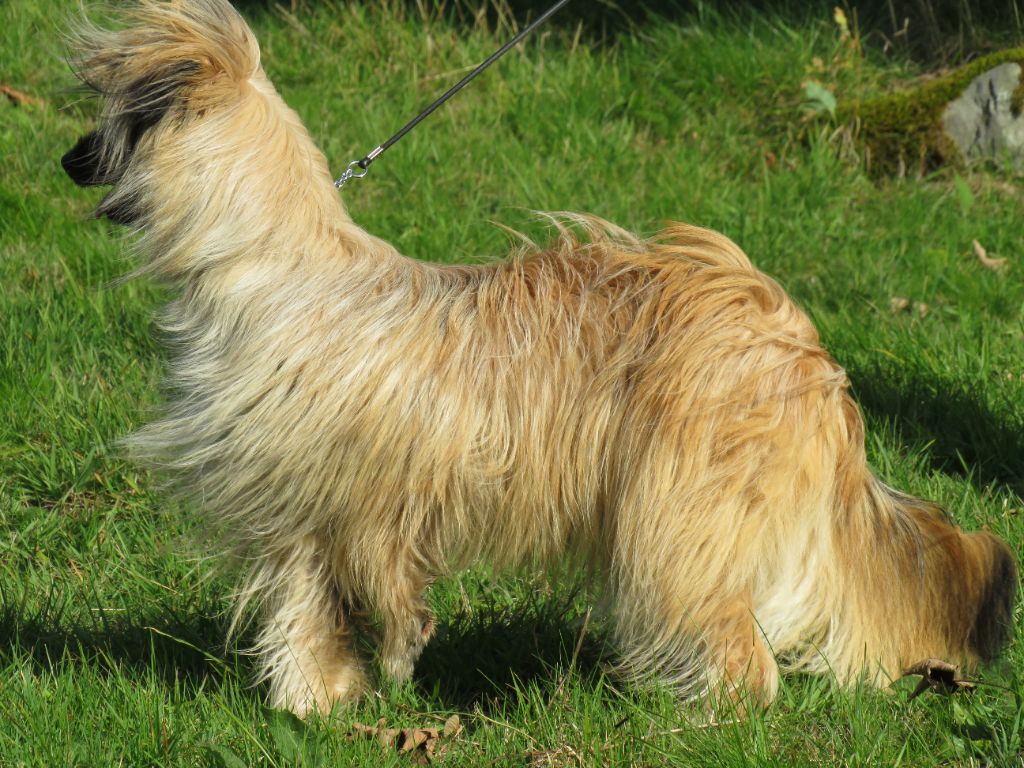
[1,0,1023,765]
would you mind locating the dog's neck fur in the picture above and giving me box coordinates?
[133,68,395,285]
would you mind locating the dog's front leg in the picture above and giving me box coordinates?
[254,537,368,717]
[610,559,780,714]
[700,592,780,715]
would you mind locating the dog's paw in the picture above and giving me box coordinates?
[420,614,435,642]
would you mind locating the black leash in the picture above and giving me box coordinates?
[334,0,571,189]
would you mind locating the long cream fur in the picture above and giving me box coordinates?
[64,0,1017,716]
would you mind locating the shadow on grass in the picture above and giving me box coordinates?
[0,600,241,694]
[230,0,671,34]
[414,587,607,710]
[231,0,827,40]
[0,582,606,712]
[847,362,1024,496]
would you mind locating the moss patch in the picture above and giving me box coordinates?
[840,47,1024,176]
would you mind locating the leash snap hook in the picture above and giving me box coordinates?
[332,0,570,192]
[334,159,369,189]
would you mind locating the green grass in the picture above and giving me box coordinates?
[2,1,1024,765]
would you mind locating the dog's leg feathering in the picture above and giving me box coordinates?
[252,538,367,717]
[608,566,780,710]
[365,546,435,683]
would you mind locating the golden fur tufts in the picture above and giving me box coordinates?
[63,0,1017,717]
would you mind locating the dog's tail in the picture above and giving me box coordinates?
[68,0,259,170]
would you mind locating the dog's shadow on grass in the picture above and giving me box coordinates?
[847,362,1024,498]
[0,600,241,695]
[414,586,607,711]
[0,580,606,712]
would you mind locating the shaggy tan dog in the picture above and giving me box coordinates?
[62,0,1016,717]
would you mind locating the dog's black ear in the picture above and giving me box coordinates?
[61,131,105,187]
[122,60,201,148]
[122,60,198,140]
[62,61,201,190]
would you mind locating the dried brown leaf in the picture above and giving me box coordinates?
[973,239,1007,271]
[349,719,459,763]
[400,728,437,753]
[442,714,462,738]
[1,84,41,106]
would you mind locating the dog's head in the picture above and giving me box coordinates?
[962,530,1017,663]
[62,0,259,225]
[900,499,1018,667]
[62,60,201,224]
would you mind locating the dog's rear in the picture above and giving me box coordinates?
[64,0,1017,717]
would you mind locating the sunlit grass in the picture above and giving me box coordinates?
[1,1,1022,764]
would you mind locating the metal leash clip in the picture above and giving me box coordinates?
[334,160,369,189]
[332,0,569,192]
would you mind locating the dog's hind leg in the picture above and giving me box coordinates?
[363,546,435,684]
[254,538,368,717]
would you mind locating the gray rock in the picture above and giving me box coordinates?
[942,62,1024,169]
